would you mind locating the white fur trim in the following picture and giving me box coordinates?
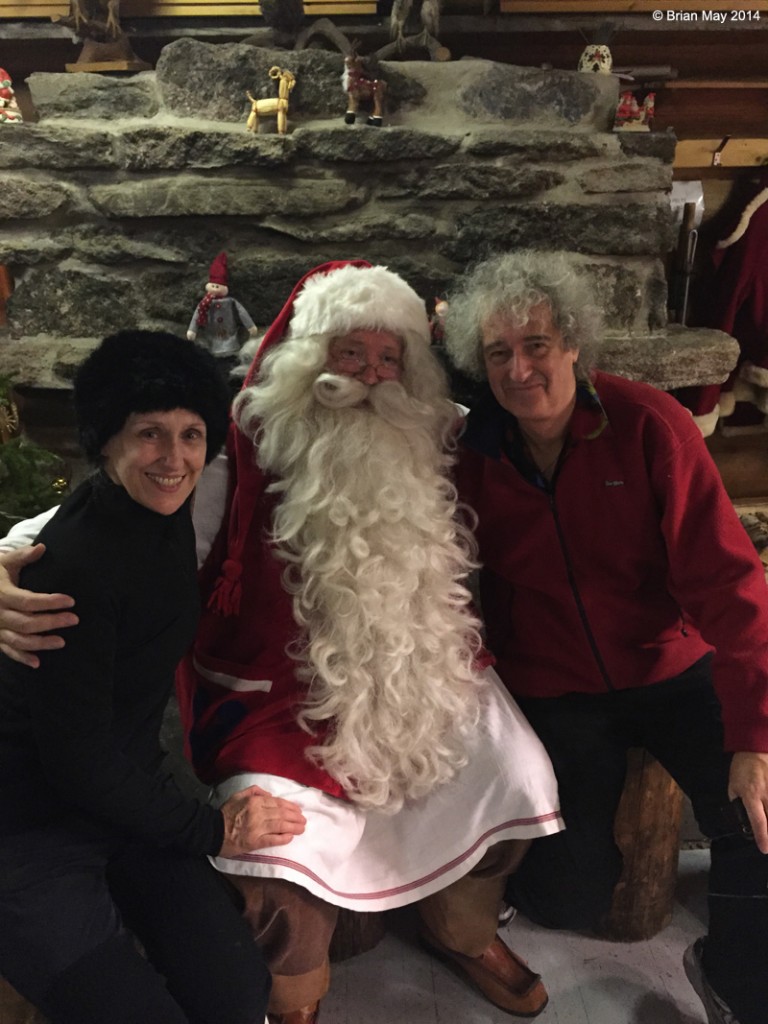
[753,388,768,415]
[732,376,759,404]
[718,389,736,418]
[717,186,768,249]
[692,405,719,437]
[739,361,768,388]
[288,264,430,347]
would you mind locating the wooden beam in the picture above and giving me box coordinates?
[0,2,68,12]
[0,0,376,16]
[665,79,768,88]
[674,137,768,168]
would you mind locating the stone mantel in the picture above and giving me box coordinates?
[0,39,737,396]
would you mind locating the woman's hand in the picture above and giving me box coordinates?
[218,784,306,857]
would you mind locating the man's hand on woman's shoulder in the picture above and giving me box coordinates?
[0,546,78,668]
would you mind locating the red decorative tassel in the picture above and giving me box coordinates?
[207,558,243,616]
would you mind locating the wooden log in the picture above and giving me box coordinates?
[598,748,684,941]
[329,908,386,963]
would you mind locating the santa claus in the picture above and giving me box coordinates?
[178,260,561,1023]
[0,261,562,1024]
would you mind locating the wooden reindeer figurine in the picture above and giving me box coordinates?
[342,53,387,128]
[70,0,121,40]
[246,66,296,135]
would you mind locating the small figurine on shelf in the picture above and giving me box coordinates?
[187,252,259,385]
[54,1,150,73]
[246,66,296,136]
[0,69,23,124]
[342,52,387,127]
[429,298,448,345]
[577,43,613,74]
[613,90,656,132]
[577,22,615,75]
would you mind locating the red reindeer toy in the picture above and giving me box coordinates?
[342,53,387,127]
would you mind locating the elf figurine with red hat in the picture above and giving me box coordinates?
[0,68,23,124]
[187,252,259,379]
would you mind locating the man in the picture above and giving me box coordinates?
[443,250,768,1024]
[0,261,561,1023]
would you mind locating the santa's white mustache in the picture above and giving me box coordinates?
[313,372,406,410]
[312,372,369,408]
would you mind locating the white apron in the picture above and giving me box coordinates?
[211,666,562,912]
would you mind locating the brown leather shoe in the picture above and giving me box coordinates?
[422,930,548,1018]
[267,1003,320,1024]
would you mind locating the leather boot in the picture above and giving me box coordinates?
[268,1002,320,1024]
[422,928,548,1018]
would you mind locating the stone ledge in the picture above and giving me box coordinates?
[596,326,739,391]
[26,44,616,131]
[0,326,740,394]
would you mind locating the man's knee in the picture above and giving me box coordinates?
[508,880,615,931]
[505,842,622,931]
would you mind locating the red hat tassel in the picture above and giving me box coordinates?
[207,557,243,616]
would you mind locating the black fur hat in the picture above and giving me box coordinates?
[74,330,230,465]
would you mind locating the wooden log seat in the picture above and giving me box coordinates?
[329,907,387,963]
[599,747,685,941]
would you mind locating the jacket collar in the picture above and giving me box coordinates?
[462,373,608,461]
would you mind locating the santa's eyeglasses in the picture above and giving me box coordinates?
[329,346,403,380]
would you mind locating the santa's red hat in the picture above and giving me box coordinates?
[208,251,228,286]
[243,260,431,386]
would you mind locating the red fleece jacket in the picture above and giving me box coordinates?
[457,371,768,754]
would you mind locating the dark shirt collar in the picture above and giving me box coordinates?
[462,375,608,485]
[90,468,193,524]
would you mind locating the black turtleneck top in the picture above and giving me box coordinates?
[0,472,224,855]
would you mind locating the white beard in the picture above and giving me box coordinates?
[235,363,484,814]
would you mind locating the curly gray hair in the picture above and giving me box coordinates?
[443,251,602,381]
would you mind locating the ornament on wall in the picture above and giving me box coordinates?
[54,1,151,73]
[578,44,613,74]
[0,383,19,444]
[0,69,23,124]
[342,52,387,127]
[246,66,296,136]
[187,252,259,375]
[577,22,615,74]
[612,91,656,132]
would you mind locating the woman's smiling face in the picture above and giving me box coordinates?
[101,408,208,515]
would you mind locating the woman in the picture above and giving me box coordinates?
[0,331,305,1024]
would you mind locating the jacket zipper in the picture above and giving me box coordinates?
[547,484,615,691]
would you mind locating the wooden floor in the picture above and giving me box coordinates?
[323,849,710,1024]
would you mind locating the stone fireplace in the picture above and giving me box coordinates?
[0,38,737,460]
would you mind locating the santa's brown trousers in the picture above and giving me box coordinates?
[229,838,530,1014]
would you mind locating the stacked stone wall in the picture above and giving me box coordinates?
[0,39,737,391]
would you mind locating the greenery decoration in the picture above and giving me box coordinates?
[0,376,69,538]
